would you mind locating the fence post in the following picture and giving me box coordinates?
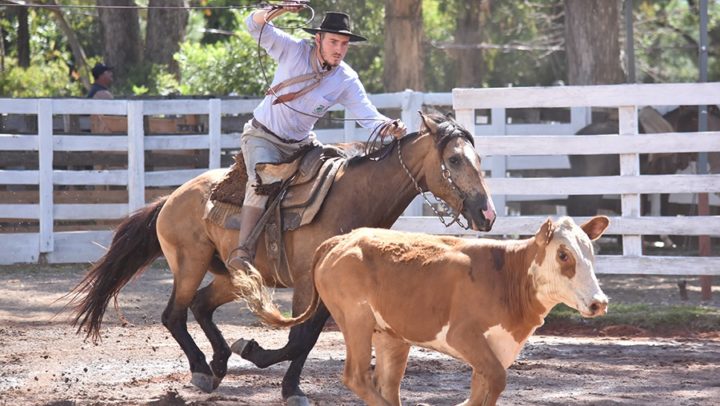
[343,116,356,143]
[570,107,591,134]
[402,90,425,216]
[618,105,642,256]
[488,108,508,216]
[128,101,145,212]
[38,99,54,255]
[209,99,222,169]
[401,90,423,132]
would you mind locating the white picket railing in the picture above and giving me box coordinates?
[0,91,450,264]
[1,85,719,276]
[409,82,719,276]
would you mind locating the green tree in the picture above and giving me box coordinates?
[634,0,720,83]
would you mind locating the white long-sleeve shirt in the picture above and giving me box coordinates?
[246,12,389,141]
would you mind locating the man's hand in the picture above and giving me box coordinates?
[380,119,407,140]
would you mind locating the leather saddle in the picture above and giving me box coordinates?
[204,145,347,285]
[206,144,346,231]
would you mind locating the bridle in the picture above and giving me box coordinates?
[396,126,475,230]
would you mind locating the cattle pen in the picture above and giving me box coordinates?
[1,83,718,276]
[1,82,719,405]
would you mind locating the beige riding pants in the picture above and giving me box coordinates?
[240,120,319,208]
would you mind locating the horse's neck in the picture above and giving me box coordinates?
[339,133,431,228]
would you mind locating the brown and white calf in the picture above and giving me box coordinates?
[311,216,609,406]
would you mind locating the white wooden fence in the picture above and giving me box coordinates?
[1,85,719,276]
[399,83,720,276]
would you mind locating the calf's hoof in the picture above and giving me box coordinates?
[191,372,216,393]
[286,395,311,406]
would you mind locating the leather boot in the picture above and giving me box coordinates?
[226,206,264,273]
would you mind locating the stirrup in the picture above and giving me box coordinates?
[226,245,254,273]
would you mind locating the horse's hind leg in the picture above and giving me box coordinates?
[161,249,216,393]
[235,303,331,403]
[190,256,236,386]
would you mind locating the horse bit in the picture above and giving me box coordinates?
[396,133,471,230]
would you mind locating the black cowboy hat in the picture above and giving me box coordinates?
[91,62,113,79]
[302,12,366,42]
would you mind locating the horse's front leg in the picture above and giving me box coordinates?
[232,302,330,405]
[190,266,236,389]
[230,272,330,405]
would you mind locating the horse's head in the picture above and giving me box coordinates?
[418,112,496,232]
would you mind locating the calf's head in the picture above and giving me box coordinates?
[531,216,610,318]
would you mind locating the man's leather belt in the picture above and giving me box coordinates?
[251,118,301,144]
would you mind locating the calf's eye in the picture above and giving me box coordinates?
[558,251,568,262]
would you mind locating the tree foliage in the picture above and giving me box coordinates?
[0,0,717,97]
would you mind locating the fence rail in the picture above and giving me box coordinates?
[1,84,719,276]
[452,82,720,275]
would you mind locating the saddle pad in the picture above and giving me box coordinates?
[205,148,346,231]
[209,154,248,207]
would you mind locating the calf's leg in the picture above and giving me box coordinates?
[447,322,506,406]
[336,308,391,406]
[372,331,410,406]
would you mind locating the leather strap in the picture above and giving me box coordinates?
[266,51,332,105]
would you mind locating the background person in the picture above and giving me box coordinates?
[87,62,114,99]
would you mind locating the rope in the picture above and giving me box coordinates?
[0,1,283,11]
[255,2,400,148]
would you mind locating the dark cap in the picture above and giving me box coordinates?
[302,12,366,42]
[91,63,113,79]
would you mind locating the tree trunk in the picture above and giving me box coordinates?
[145,0,188,76]
[17,5,30,68]
[454,0,491,87]
[97,0,141,87]
[383,0,424,91]
[564,0,624,85]
[46,0,91,90]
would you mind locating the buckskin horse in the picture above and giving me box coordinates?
[67,112,496,405]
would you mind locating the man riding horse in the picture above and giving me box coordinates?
[71,5,499,404]
[227,5,407,274]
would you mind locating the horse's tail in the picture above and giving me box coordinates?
[241,236,337,329]
[67,196,168,342]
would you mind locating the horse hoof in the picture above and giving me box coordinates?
[212,375,223,390]
[230,338,251,356]
[286,395,311,406]
[191,372,215,393]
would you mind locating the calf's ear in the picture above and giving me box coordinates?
[581,216,610,241]
[535,218,554,246]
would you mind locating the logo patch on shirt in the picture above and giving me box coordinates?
[314,104,326,114]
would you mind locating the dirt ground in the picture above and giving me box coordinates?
[0,264,719,406]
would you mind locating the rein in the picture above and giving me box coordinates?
[396,131,472,230]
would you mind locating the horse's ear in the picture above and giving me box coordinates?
[445,111,455,120]
[419,111,439,134]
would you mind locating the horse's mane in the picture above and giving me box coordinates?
[345,131,420,167]
[345,113,473,168]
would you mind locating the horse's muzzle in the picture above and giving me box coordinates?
[464,203,496,232]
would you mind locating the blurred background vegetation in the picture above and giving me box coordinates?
[0,0,717,98]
